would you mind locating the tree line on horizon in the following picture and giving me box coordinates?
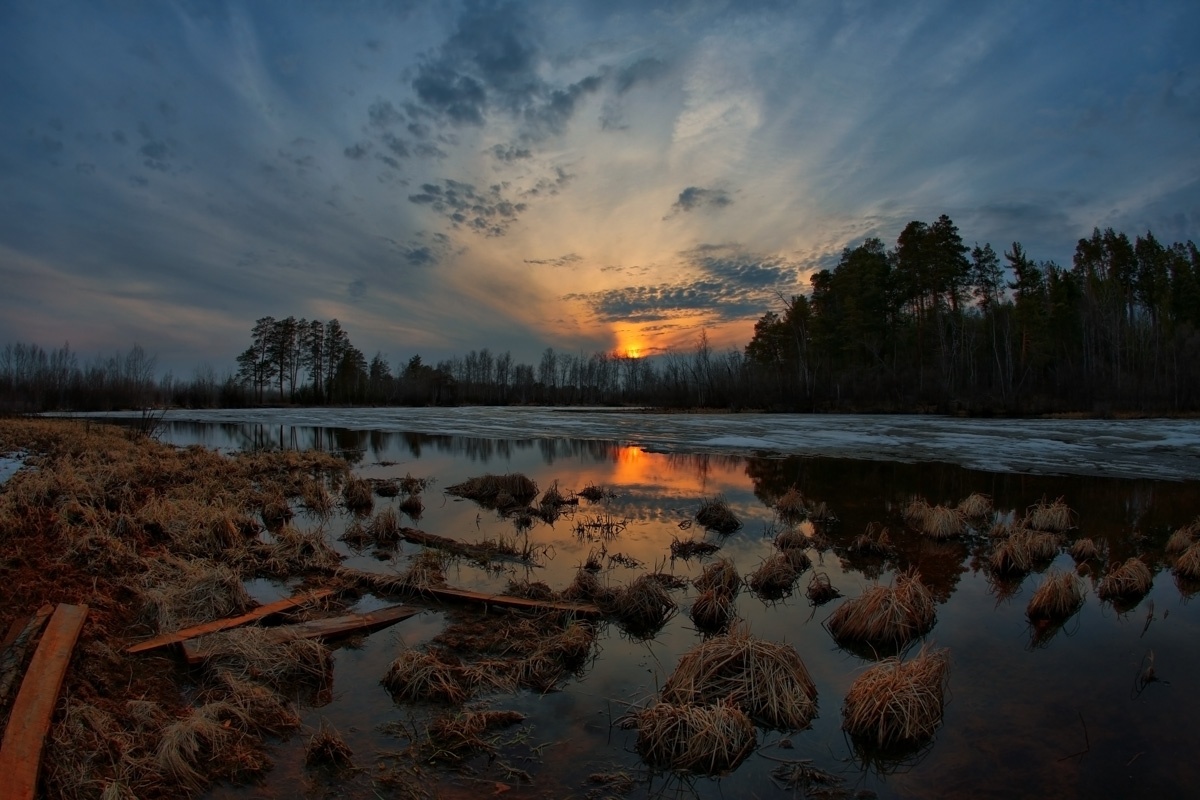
[2,217,1197,414]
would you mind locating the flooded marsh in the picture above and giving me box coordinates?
[6,411,1200,799]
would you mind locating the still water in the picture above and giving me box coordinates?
[137,417,1200,800]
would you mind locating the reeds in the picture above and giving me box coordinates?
[747,553,800,601]
[140,558,253,632]
[842,646,949,749]
[445,473,539,510]
[503,578,556,600]
[383,650,469,704]
[1069,537,1099,563]
[957,492,992,520]
[1173,542,1200,582]
[1026,570,1085,621]
[806,572,842,605]
[671,537,721,559]
[848,523,894,556]
[155,701,258,792]
[578,483,609,502]
[1025,497,1075,532]
[696,496,742,534]
[918,505,966,540]
[774,527,810,552]
[342,477,375,513]
[305,724,353,769]
[689,588,736,633]
[426,710,525,762]
[627,700,756,774]
[694,557,741,598]
[257,523,343,576]
[604,574,677,637]
[398,493,424,519]
[367,506,402,546]
[193,628,333,691]
[661,625,818,730]
[988,529,1061,575]
[827,570,936,651]
[775,486,807,522]
[1097,557,1154,603]
[1166,524,1197,555]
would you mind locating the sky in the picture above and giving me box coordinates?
[2,0,1198,375]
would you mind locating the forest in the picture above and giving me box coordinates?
[3,218,1198,415]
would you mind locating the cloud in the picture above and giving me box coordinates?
[523,252,582,268]
[490,143,532,161]
[666,186,733,218]
[616,57,669,94]
[408,179,527,236]
[565,245,799,323]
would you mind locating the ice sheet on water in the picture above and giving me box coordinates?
[0,454,25,486]
[70,408,1200,481]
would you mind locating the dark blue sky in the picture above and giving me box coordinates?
[2,0,1197,372]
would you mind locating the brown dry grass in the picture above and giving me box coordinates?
[902,498,930,525]
[693,557,741,598]
[827,570,936,651]
[1173,543,1200,581]
[747,553,800,601]
[988,529,1061,575]
[1025,497,1076,532]
[775,486,807,522]
[603,574,677,637]
[661,625,818,730]
[368,506,402,546]
[918,505,966,540]
[842,646,949,748]
[1069,537,1099,563]
[1166,526,1196,555]
[1097,558,1154,603]
[626,700,756,774]
[1026,570,1086,621]
[383,650,470,704]
[445,473,539,510]
[957,492,992,520]
[670,536,721,559]
[696,496,742,534]
[689,588,736,634]
[425,709,525,762]
[342,477,375,514]
[848,523,894,556]
[191,627,333,692]
[806,573,842,605]
[305,723,353,769]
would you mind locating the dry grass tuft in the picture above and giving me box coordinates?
[695,496,742,534]
[155,701,259,792]
[578,483,610,502]
[747,554,800,601]
[257,523,343,577]
[842,646,949,749]
[140,557,254,633]
[604,574,677,637]
[342,477,375,514]
[627,700,756,774]
[693,557,741,598]
[957,492,992,519]
[827,570,936,651]
[848,523,894,556]
[561,568,617,607]
[918,505,966,540]
[383,650,469,704]
[661,625,818,730]
[806,572,842,605]
[689,588,736,634]
[446,473,539,510]
[1026,570,1086,621]
[1166,525,1197,555]
[426,709,526,762]
[774,527,810,551]
[1025,497,1076,532]
[305,723,353,769]
[398,493,424,520]
[988,529,1060,575]
[503,578,556,601]
[670,537,721,559]
[902,498,930,525]
[1097,557,1154,603]
[775,486,807,522]
[1172,542,1200,582]
[193,628,333,692]
[299,478,334,516]
[1069,537,1099,563]
[367,506,402,546]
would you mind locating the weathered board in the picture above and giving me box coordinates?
[125,588,335,654]
[0,603,89,800]
[180,604,420,665]
[0,604,55,708]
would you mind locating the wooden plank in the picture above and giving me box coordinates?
[181,604,420,665]
[125,589,335,654]
[0,605,55,709]
[422,586,604,616]
[0,603,89,800]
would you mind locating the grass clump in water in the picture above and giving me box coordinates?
[842,646,949,749]
[806,572,842,605]
[445,473,539,510]
[625,700,756,775]
[1025,497,1076,532]
[1026,570,1085,621]
[826,570,936,652]
[342,477,374,514]
[660,624,818,730]
[957,492,992,520]
[695,496,742,535]
[305,723,353,770]
[747,553,800,601]
[1097,557,1154,604]
[1069,537,1099,563]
